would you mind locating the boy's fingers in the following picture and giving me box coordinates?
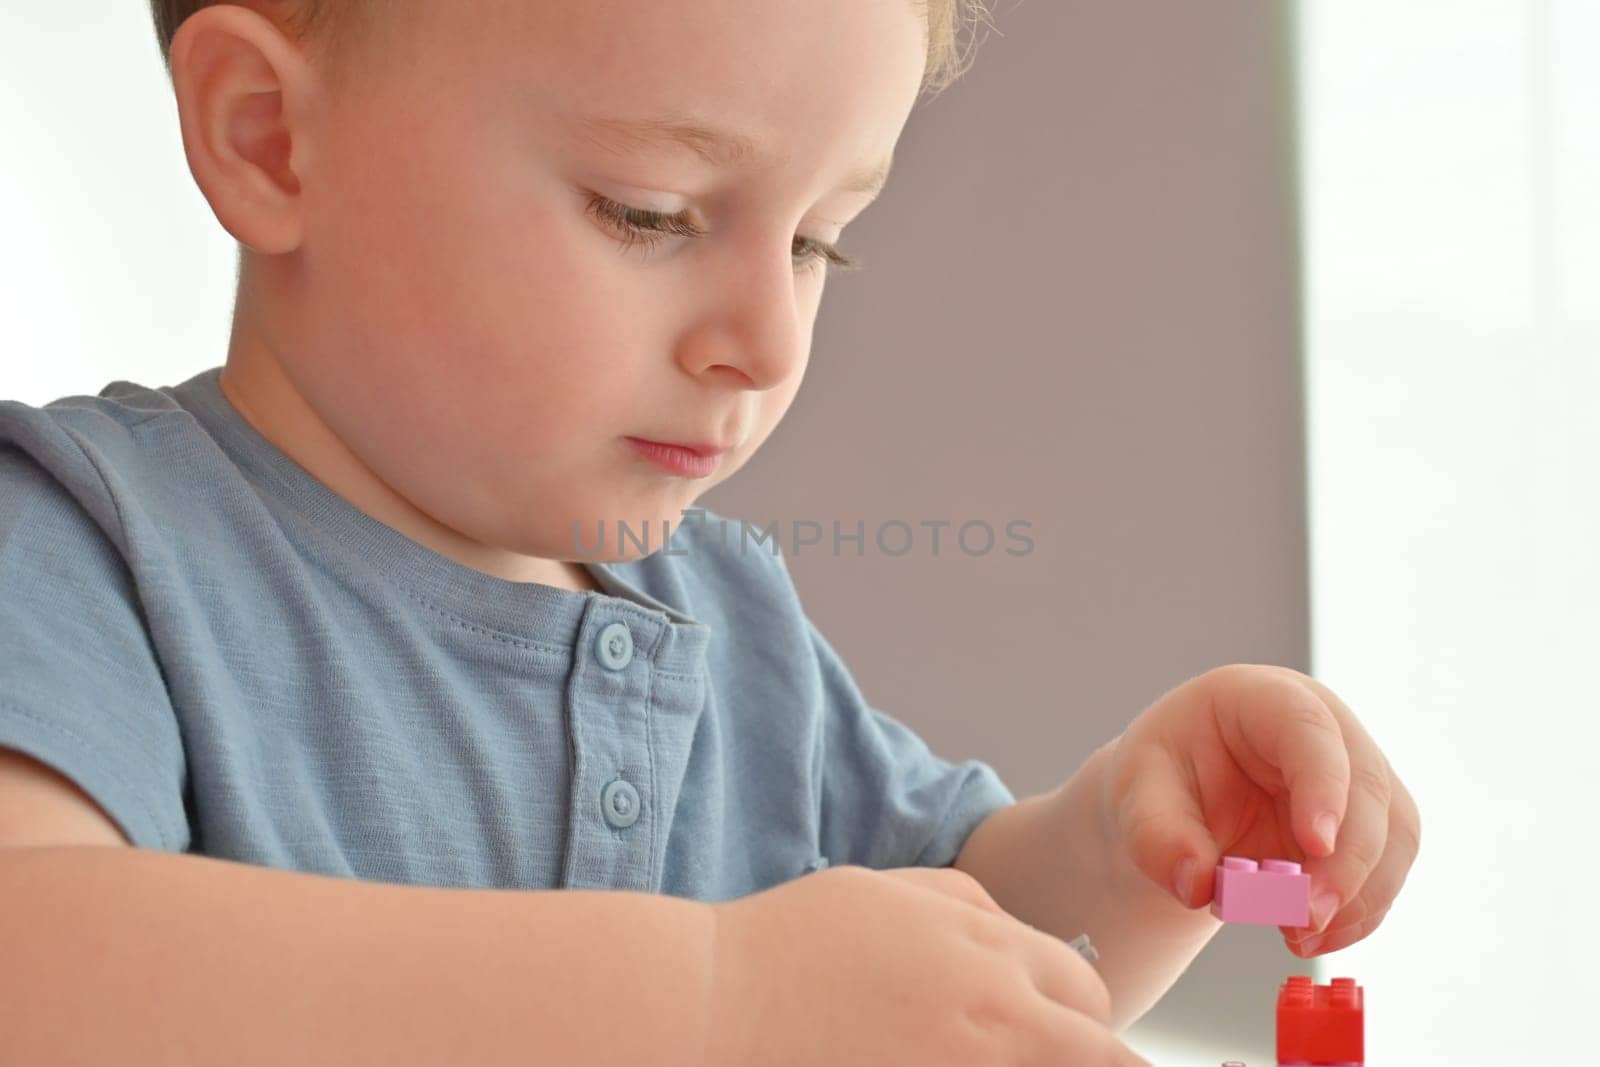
[1224,667,1352,861]
[1289,674,1411,931]
[1110,740,1218,908]
[1290,772,1419,946]
[1023,978,1153,1066]
[1036,1000,1153,1067]
[1300,744,1393,932]
[1290,903,1392,958]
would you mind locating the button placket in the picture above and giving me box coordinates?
[563,607,659,891]
[592,621,642,833]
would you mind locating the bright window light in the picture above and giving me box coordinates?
[1299,1,1598,1062]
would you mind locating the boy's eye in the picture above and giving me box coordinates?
[584,193,862,275]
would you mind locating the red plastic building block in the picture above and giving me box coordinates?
[1210,856,1311,926]
[1276,975,1363,1065]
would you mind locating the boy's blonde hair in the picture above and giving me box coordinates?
[148,0,994,98]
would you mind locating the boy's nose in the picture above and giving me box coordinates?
[674,247,810,391]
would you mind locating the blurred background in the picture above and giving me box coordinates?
[2,1,1594,1062]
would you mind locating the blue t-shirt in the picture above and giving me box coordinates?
[0,366,1014,900]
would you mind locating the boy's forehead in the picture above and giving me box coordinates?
[406,0,923,108]
[399,0,923,183]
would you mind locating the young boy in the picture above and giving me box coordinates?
[0,1,1419,1064]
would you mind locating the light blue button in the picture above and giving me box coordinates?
[802,855,830,874]
[601,778,640,829]
[595,621,633,670]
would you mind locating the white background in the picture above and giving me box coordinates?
[1,5,236,397]
[1296,0,1597,1063]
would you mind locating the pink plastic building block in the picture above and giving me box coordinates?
[1209,856,1310,926]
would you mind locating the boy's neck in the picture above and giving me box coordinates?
[217,337,601,596]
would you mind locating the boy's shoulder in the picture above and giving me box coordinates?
[1,374,186,451]
[0,376,202,548]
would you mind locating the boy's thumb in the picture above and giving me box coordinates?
[1113,748,1219,909]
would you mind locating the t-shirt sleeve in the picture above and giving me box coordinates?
[802,614,1017,870]
[0,443,189,852]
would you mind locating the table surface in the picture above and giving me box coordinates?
[1125,1030,1276,1067]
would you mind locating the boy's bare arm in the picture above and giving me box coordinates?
[0,845,717,1066]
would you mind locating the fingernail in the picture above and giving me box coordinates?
[1314,813,1339,853]
[1173,857,1196,905]
[1299,933,1324,956]
[1311,892,1339,931]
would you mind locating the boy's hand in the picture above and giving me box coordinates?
[708,864,1150,1067]
[1103,664,1420,957]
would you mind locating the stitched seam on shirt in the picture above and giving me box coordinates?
[1,688,157,759]
[0,699,176,851]
[56,421,187,715]
[369,561,691,661]
[58,423,139,553]
[118,408,175,431]
[644,661,661,891]
[397,594,572,656]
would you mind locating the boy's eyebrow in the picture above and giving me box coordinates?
[568,110,894,199]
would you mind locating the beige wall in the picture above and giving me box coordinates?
[704,0,1306,1058]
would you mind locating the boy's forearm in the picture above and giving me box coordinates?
[0,845,717,1067]
[951,739,1221,1030]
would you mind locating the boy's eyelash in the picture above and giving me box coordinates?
[584,193,862,274]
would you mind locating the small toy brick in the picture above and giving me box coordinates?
[1276,975,1363,1065]
[1210,856,1311,926]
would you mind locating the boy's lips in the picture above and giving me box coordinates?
[627,437,730,458]
[624,436,728,478]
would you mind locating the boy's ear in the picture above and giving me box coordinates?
[168,5,319,255]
